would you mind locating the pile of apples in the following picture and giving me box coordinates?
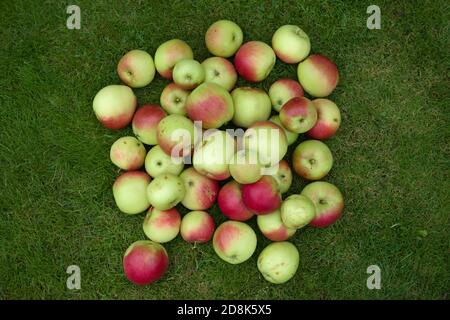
[92,20,344,286]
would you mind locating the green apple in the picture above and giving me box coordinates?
[160,83,190,116]
[269,115,299,146]
[157,114,195,157]
[143,207,181,243]
[269,78,304,112]
[180,210,215,243]
[205,20,243,57]
[235,41,275,82]
[117,49,155,88]
[229,149,262,184]
[113,171,151,214]
[146,173,185,210]
[272,25,310,64]
[180,167,219,210]
[110,136,146,170]
[132,104,166,145]
[154,39,193,80]
[201,57,237,91]
[257,209,296,241]
[257,241,299,284]
[173,59,205,90]
[144,145,184,178]
[231,87,271,128]
[268,159,292,194]
[280,194,316,229]
[279,97,317,134]
[297,54,339,97]
[292,140,333,180]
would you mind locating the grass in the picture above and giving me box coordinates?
[0,0,449,299]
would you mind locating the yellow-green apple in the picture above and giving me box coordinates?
[272,25,310,64]
[143,207,181,243]
[235,41,276,82]
[213,221,257,264]
[231,87,271,128]
[186,83,234,129]
[217,181,254,221]
[269,78,304,112]
[229,149,262,184]
[257,241,299,284]
[146,173,185,210]
[154,39,193,80]
[110,136,146,170]
[180,167,219,210]
[113,171,151,214]
[269,115,298,146]
[92,85,137,129]
[160,83,190,116]
[242,176,281,214]
[307,99,341,140]
[132,104,166,145]
[201,57,237,91]
[205,20,243,57]
[292,140,333,180]
[117,49,155,88]
[173,59,205,90]
[144,145,184,178]
[123,240,168,285]
[180,211,215,243]
[257,209,296,241]
[279,97,317,133]
[269,159,292,194]
[281,194,316,229]
[157,114,195,157]
[297,54,339,97]
[193,130,235,180]
[301,181,344,227]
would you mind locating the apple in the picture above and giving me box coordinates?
[113,171,151,214]
[272,25,310,64]
[180,211,215,243]
[279,97,317,133]
[269,159,292,194]
[269,115,299,146]
[292,140,333,180]
[297,54,339,97]
[144,145,184,178]
[280,194,316,229]
[193,130,235,180]
[143,207,181,243]
[301,181,344,227]
[110,136,146,170]
[231,87,271,128]
[217,181,254,221]
[154,39,194,80]
[185,83,234,129]
[201,57,237,91]
[205,20,243,57]
[242,176,281,215]
[229,149,262,184]
[257,241,299,284]
[213,221,257,264]
[269,78,304,112]
[92,85,137,129]
[307,99,341,140]
[132,104,166,145]
[157,114,195,157]
[146,173,185,210]
[160,83,190,116]
[117,49,155,88]
[123,240,168,285]
[257,209,296,241]
[172,59,205,90]
[180,167,219,210]
[235,41,276,82]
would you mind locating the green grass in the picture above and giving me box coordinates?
[0,0,449,299]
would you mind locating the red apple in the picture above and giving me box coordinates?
[279,97,317,134]
[143,207,181,243]
[154,39,193,80]
[180,210,215,243]
[110,136,146,170]
[234,41,276,82]
[242,176,281,215]
[269,78,304,112]
[180,167,219,210]
[257,209,296,241]
[217,180,254,221]
[132,105,166,145]
[297,54,339,97]
[307,99,341,140]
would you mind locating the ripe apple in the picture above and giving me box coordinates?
[157,114,195,157]
[279,97,317,133]
[269,115,299,146]
[146,173,185,210]
[235,41,276,82]
[307,99,341,140]
[292,140,333,180]
[144,145,184,178]
[213,221,257,264]
[186,83,234,129]
[205,20,243,57]
[154,39,193,80]
[269,159,292,194]
[160,83,190,116]
[257,209,296,241]
[280,194,316,229]
[297,54,339,97]
[217,181,254,221]
[113,171,151,214]
[117,49,155,88]
[229,149,262,184]
[201,57,237,91]
[242,176,281,215]
[180,167,219,210]
[110,136,146,170]
[272,25,310,64]
[269,78,304,112]
[231,87,271,128]
[172,59,205,90]
[92,85,137,129]
[123,240,168,285]
[257,241,299,284]
[180,211,215,243]
[143,207,181,243]
[132,104,166,145]
[301,181,344,227]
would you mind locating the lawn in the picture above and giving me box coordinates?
[0,0,448,299]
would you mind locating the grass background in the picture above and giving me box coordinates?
[0,0,449,299]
